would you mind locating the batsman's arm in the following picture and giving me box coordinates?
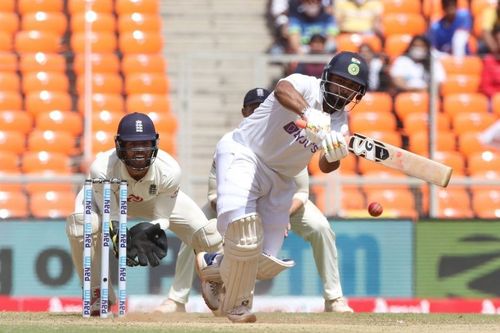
[275,79,309,117]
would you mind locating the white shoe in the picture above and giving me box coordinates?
[226,305,256,323]
[154,298,186,313]
[324,297,354,313]
[195,252,223,311]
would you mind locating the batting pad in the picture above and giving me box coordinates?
[256,253,295,280]
[220,213,263,314]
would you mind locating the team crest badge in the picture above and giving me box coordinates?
[348,63,360,76]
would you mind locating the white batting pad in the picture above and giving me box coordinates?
[256,253,295,280]
[219,213,263,314]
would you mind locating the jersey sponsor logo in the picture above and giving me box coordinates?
[283,121,319,153]
[127,194,143,202]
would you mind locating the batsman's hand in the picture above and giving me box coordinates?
[127,222,168,267]
[322,131,348,163]
[301,107,331,144]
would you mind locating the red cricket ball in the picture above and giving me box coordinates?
[368,202,383,217]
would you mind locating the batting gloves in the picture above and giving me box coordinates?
[322,131,348,163]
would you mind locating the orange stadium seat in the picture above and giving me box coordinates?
[21,12,68,36]
[0,12,20,35]
[71,32,117,53]
[0,130,25,154]
[68,0,114,14]
[0,151,19,173]
[0,72,20,91]
[382,0,421,14]
[355,92,392,113]
[92,130,115,155]
[382,14,427,36]
[92,110,123,132]
[0,32,13,52]
[118,13,162,33]
[126,93,171,113]
[73,53,120,74]
[30,190,76,219]
[365,188,416,218]
[0,52,18,72]
[27,130,76,155]
[24,90,72,115]
[145,111,178,133]
[341,188,366,211]
[22,71,69,93]
[452,112,497,135]
[423,0,469,22]
[433,151,466,175]
[363,130,402,146]
[124,73,169,95]
[119,31,163,54]
[77,93,125,113]
[35,110,82,136]
[408,130,456,154]
[457,131,488,157]
[115,0,160,15]
[471,0,497,17]
[15,31,61,53]
[308,151,322,176]
[0,190,29,218]
[121,54,167,74]
[335,33,382,53]
[21,151,72,174]
[402,112,450,135]
[421,186,473,217]
[339,153,357,174]
[441,75,480,95]
[71,11,116,33]
[0,111,33,135]
[384,34,412,60]
[395,92,428,119]
[0,0,15,12]
[0,91,22,110]
[157,131,176,156]
[492,93,500,116]
[19,53,66,73]
[350,111,397,132]
[76,73,123,95]
[442,93,489,117]
[440,56,483,77]
[468,151,500,174]
[472,189,500,218]
[17,0,64,14]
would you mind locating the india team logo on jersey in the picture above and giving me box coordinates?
[283,121,319,153]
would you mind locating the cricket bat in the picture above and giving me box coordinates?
[295,119,453,187]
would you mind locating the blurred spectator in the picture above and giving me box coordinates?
[480,26,500,97]
[287,0,338,54]
[428,0,472,57]
[390,35,446,92]
[293,33,328,77]
[479,0,500,55]
[358,43,391,92]
[267,0,290,54]
[335,0,383,37]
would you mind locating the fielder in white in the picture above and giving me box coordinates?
[195,51,369,323]
[65,112,222,316]
[158,88,353,314]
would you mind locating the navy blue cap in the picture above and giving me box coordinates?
[116,112,158,141]
[324,51,368,92]
[243,88,271,106]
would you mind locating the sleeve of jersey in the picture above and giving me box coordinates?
[152,159,182,230]
[292,168,309,204]
[207,159,217,205]
[280,73,315,102]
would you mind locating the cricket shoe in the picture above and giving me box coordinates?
[324,297,354,313]
[195,252,223,312]
[226,305,257,323]
[153,298,186,313]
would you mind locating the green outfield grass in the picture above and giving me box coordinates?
[1,312,500,333]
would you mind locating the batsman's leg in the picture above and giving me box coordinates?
[219,213,263,323]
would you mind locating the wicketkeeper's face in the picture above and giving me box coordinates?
[122,140,155,169]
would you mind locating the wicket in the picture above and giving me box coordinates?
[83,178,128,318]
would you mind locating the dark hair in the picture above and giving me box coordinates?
[441,0,457,9]
[404,34,431,71]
